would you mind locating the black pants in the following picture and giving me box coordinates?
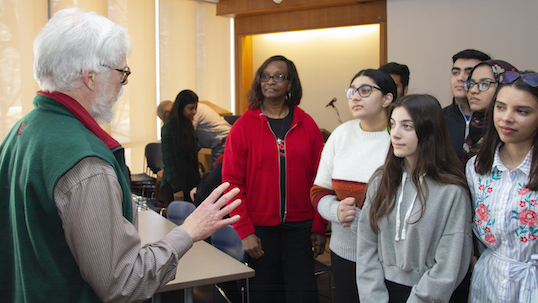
[385,279,412,303]
[247,221,319,303]
[330,251,359,303]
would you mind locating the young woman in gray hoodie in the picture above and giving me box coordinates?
[356,94,474,303]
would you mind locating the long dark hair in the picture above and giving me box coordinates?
[369,94,469,233]
[168,89,198,160]
[474,72,538,190]
[247,55,302,109]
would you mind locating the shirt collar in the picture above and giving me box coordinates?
[492,143,532,176]
[37,91,121,150]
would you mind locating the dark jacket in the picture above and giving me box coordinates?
[444,100,466,161]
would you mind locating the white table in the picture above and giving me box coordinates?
[138,210,254,302]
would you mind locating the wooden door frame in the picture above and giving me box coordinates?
[218,0,387,114]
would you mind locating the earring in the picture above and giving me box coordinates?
[285,91,292,101]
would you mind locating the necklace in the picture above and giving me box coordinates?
[261,104,288,119]
[263,105,290,140]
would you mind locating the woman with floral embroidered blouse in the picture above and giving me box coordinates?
[466,70,538,302]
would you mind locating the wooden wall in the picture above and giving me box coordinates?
[217,0,386,113]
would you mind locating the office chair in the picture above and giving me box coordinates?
[130,142,163,198]
[211,225,249,303]
[166,201,196,225]
[144,142,163,176]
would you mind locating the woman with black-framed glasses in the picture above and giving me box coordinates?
[462,60,518,164]
[222,55,326,303]
[311,69,397,302]
[466,70,538,302]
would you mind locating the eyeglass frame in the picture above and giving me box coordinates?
[259,73,289,83]
[498,71,538,88]
[463,80,497,92]
[345,84,382,98]
[102,65,131,84]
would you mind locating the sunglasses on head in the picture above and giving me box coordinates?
[498,71,538,88]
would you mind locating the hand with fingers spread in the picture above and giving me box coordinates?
[181,182,241,242]
[338,197,357,227]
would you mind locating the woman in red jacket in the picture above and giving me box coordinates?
[222,55,326,303]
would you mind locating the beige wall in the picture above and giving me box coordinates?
[4,0,538,173]
[252,24,380,133]
[159,0,232,113]
[386,0,538,107]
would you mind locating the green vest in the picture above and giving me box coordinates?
[0,94,133,302]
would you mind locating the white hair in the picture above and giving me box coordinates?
[33,8,131,92]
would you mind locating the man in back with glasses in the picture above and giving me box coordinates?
[444,49,490,160]
[0,8,240,302]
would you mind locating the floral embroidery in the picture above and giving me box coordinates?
[511,183,538,242]
[477,204,489,221]
[519,187,531,195]
[474,176,496,243]
[484,234,496,244]
[517,209,538,226]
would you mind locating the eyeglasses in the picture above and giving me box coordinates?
[499,71,538,87]
[260,73,289,83]
[104,65,131,84]
[345,84,381,98]
[464,80,496,92]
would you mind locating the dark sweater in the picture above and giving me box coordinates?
[444,100,466,161]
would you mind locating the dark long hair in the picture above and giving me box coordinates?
[369,94,469,233]
[168,89,198,160]
[247,55,302,109]
[474,72,538,190]
[351,68,398,100]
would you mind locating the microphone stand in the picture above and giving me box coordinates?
[326,98,343,124]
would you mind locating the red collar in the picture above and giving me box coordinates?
[37,91,121,150]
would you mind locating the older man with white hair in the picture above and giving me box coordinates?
[0,8,240,302]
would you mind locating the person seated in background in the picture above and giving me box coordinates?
[379,62,410,98]
[157,99,173,122]
[161,90,201,204]
[193,102,231,165]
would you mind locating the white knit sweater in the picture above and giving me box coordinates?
[313,119,390,261]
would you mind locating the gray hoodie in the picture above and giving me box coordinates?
[356,170,473,303]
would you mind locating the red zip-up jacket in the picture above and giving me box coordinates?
[222,105,327,239]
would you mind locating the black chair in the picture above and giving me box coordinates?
[130,142,163,200]
[223,115,241,125]
[144,142,163,176]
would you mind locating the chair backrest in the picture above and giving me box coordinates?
[145,143,163,174]
[211,225,245,262]
[167,201,196,225]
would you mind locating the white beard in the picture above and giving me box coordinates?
[90,82,123,125]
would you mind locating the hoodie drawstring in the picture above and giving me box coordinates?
[395,172,420,241]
